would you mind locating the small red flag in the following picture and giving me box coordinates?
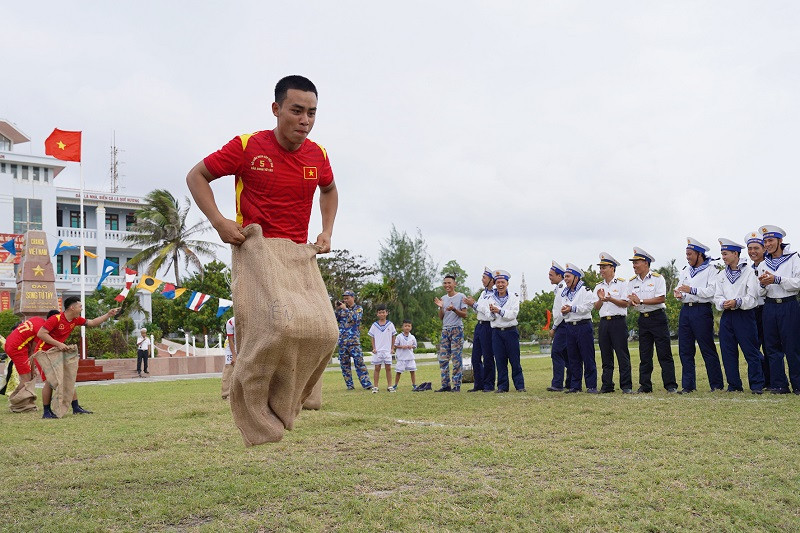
[44,128,82,162]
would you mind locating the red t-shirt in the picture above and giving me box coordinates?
[36,313,87,351]
[203,129,334,244]
[4,316,46,353]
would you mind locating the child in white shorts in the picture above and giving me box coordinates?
[394,319,418,390]
[368,305,397,392]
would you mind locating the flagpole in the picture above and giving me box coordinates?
[80,161,86,360]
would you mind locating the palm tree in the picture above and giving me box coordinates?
[123,189,220,285]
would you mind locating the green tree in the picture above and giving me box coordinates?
[440,259,470,295]
[378,226,439,341]
[124,189,220,285]
[318,249,377,299]
[517,290,555,341]
[656,259,681,335]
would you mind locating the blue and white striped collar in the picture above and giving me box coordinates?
[372,320,393,332]
[765,251,796,271]
[689,259,711,278]
[561,280,584,300]
[725,264,745,284]
[493,289,510,306]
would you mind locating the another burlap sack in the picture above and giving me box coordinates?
[8,379,37,413]
[34,347,79,418]
[230,225,339,446]
[302,376,323,410]
[221,364,233,399]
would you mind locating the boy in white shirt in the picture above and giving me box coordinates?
[393,319,418,390]
[368,305,397,392]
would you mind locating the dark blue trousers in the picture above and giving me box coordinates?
[762,298,800,391]
[472,321,495,391]
[678,303,724,391]
[492,326,524,391]
[755,305,770,387]
[637,309,678,391]
[551,324,570,389]
[719,309,765,391]
[565,320,597,391]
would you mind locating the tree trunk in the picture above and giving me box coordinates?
[174,249,181,286]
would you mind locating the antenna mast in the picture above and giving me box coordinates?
[109,131,121,193]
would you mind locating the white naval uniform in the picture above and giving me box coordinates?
[677,260,719,303]
[477,290,520,328]
[628,272,666,313]
[473,288,494,322]
[594,278,629,318]
[758,252,800,298]
[552,281,565,330]
[561,281,598,322]
[713,266,760,311]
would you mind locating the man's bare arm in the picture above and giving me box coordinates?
[36,329,70,351]
[186,161,245,245]
[86,308,121,327]
[314,182,338,253]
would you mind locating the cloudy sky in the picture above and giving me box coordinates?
[5,1,799,295]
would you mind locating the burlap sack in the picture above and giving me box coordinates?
[221,364,233,399]
[230,225,339,446]
[34,348,79,418]
[302,376,323,410]
[8,379,37,413]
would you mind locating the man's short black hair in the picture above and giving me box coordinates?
[376,304,387,312]
[275,75,318,105]
[444,274,456,282]
[64,296,81,310]
[47,310,59,318]
[402,319,412,325]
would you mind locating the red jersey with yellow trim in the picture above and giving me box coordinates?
[36,313,86,351]
[203,129,334,244]
[4,316,46,354]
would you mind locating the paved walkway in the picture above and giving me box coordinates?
[73,353,552,387]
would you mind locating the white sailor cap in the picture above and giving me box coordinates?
[597,252,620,267]
[686,237,710,254]
[629,247,654,263]
[565,263,584,277]
[482,266,494,279]
[718,238,744,253]
[493,269,510,281]
[744,230,764,246]
[550,261,565,276]
[759,225,786,240]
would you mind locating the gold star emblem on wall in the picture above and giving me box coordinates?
[33,265,44,276]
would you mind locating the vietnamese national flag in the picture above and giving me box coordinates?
[44,128,82,162]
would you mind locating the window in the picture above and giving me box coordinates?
[106,256,120,276]
[0,135,10,151]
[70,211,87,228]
[56,210,63,227]
[126,214,136,230]
[56,255,63,275]
[0,163,5,173]
[70,256,86,275]
[43,168,49,182]
[105,214,119,230]
[33,167,40,181]
[10,164,17,178]
[13,198,43,234]
[21,166,29,180]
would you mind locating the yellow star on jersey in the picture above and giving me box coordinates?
[33,265,44,276]
[57,141,66,150]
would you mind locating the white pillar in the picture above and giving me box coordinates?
[192,336,196,356]
[204,335,209,355]
[149,334,155,358]
[184,333,189,357]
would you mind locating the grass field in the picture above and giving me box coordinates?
[2,347,800,532]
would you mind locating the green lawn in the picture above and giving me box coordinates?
[2,348,799,532]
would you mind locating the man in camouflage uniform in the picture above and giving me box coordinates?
[335,290,373,390]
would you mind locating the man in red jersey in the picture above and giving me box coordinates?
[186,75,338,251]
[35,296,120,418]
[5,310,59,412]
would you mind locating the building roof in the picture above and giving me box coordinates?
[0,119,31,144]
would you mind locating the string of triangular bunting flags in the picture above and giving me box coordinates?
[118,272,232,316]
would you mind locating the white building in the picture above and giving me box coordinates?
[0,119,151,326]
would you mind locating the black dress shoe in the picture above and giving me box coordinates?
[771,388,791,394]
[666,388,678,393]
[42,410,58,419]
[751,390,763,395]
[710,387,724,392]
[586,388,599,394]
[564,388,581,394]
[483,388,495,392]
[621,388,633,394]
[546,386,564,392]
[599,389,614,394]
[435,386,451,392]
[73,405,93,414]
[726,388,744,393]
[678,388,694,394]
[494,389,508,393]
[467,388,481,392]
[636,387,652,394]
[516,388,526,392]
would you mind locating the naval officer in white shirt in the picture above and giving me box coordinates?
[593,253,632,394]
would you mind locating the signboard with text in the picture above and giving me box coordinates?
[0,233,24,265]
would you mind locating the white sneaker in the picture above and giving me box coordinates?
[388,386,396,392]
[371,386,379,393]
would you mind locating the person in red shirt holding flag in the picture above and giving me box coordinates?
[186,75,338,250]
[36,296,120,419]
[4,310,60,412]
